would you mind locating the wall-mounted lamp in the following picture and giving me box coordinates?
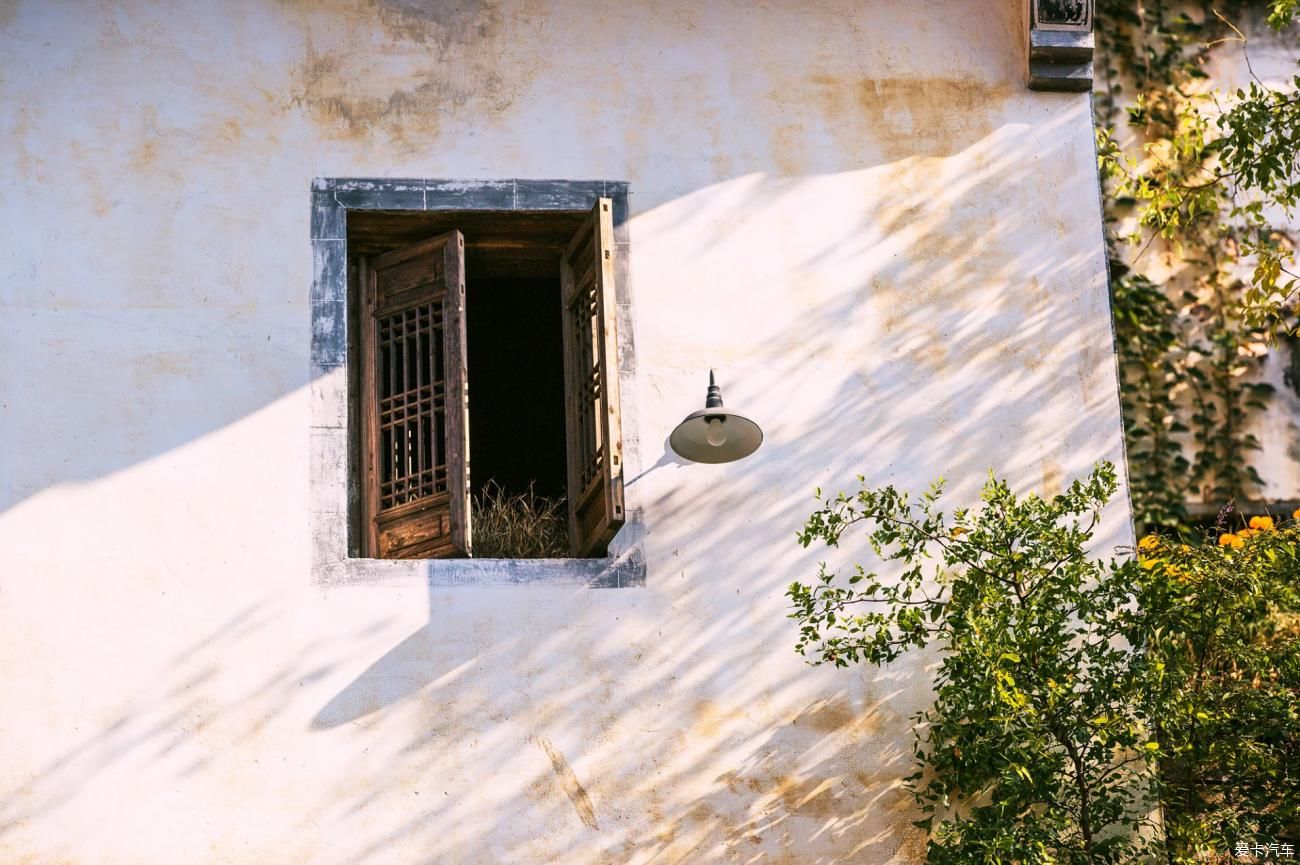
[669,372,763,464]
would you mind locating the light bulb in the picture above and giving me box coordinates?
[706,417,727,447]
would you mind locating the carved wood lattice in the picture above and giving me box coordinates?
[377,302,446,510]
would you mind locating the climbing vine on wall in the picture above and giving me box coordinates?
[1095,0,1298,536]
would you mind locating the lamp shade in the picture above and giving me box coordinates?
[669,372,763,464]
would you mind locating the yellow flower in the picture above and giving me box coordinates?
[1179,544,1191,553]
[1138,535,1160,551]
[1249,515,1275,532]
[951,527,966,537]
[1293,508,1300,521]
[1141,559,1159,570]
[1238,528,1253,539]
[1219,533,1244,550]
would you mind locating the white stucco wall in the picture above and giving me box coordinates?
[0,2,1131,863]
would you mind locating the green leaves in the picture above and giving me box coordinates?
[788,462,1159,863]
[1131,524,1300,859]
[789,451,1300,863]
[1097,0,1297,539]
[1109,273,1200,536]
[1268,0,1298,29]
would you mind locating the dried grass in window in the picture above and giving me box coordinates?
[471,482,568,559]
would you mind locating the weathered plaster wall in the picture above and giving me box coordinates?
[0,1,1130,863]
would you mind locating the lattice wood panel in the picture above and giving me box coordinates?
[566,233,604,497]
[376,302,446,509]
[360,230,468,560]
[560,199,624,557]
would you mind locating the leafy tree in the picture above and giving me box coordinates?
[789,464,1300,863]
[1134,517,1300,861]
[790,464,1159,863]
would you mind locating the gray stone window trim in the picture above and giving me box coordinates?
[309,178,645,588]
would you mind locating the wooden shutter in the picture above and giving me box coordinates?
[560,199,625,557]
[359,231,471,559]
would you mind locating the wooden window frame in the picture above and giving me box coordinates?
[309,178,644,588]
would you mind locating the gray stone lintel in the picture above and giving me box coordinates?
[1030,29,1095,63]
[1028,60,1095,92]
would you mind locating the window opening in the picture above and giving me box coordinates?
[347,202,624,561]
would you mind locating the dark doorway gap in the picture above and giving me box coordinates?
[466,274,567,502]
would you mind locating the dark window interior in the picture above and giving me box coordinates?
[466,275,566,500]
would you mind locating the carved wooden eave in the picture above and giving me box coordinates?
[1028,0,1095,92]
